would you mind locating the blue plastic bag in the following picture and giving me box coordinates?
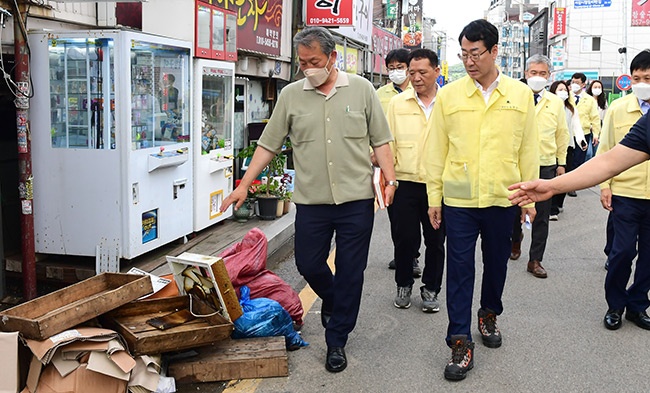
[232,286,308,350]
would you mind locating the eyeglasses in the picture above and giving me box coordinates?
[387,65,408,71]
[458,48,489,63]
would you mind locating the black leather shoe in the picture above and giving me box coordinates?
[325,346,347,372]
[604,309,623,330]
[321,305,332,329]
[625,311,650,330]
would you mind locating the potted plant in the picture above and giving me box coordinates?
[231,179,261,222]
[279,172,293,214]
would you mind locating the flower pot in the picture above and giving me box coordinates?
[276,199,284,217]
[283,200,291,214]
[256,195,279,220]
[232,199,254,223]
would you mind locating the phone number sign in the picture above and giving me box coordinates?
[306,0,354,26]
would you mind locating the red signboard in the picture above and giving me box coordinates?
[371,26,403,74]
[632,0,650,26]
[551,7,566,38]
[306,0,354,26]
[205,0,283,56]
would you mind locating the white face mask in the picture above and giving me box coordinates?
[591,88,602,96]
[527,76,547,93]
[555,90,569,101]
[389,69,408,85]
[570,83,583,94]
[303,56,331,87]
[633,82,650,101]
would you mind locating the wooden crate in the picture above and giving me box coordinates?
[167,337,288,383]
[101,295,233,356]
[0,273,153,340]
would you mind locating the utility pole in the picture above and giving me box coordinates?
[12,1,37,300]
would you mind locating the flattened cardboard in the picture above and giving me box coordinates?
[127,356,161,392]
[60,341,109,360]
[0,331,20,393]
[50,350,79,378]
[24,327,125,364]
[36,363,127,393]
[86,351,130,381]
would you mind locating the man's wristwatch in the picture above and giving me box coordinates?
[386,180,399,189]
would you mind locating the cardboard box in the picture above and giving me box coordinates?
[167,337,288,383]
[0,273,153,340]
[101,295,233,356]
[23,327,136,393]
[166,253,243,322]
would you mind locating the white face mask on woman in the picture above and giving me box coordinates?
[303,56,331,87]
[591,87,602,96]
[632,82,650,101]
[555,90,569,101]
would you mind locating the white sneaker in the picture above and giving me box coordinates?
[549,214,559,221]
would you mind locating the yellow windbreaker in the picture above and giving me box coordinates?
[424,75,539,208]
[572,92,602,137]
[597,94,650,199]
[386,88,434,183]
[536,91,569,166]
[377,81,412,114]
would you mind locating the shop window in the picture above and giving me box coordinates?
[581,36,601,52]
[195,1,237,61]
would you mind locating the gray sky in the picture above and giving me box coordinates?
[423,0,489,65]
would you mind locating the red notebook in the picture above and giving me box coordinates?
[373,166,386,209]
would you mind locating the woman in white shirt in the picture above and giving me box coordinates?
[549,80,588,219]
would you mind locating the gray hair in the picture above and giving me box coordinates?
[293,27,336,56]
[526,54,552,71]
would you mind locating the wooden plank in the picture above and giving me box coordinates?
[168,337,288,383]
[0,273,153,340]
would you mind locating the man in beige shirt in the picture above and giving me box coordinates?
[221,27,396,374]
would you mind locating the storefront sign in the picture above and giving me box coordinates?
[335,44,358,73]
[550,7,566,38]
[632,0,650,26]
[401,0,423,49]
[331,0,372,45]
[306,0,354,26]
[573,0,611,9]
[386,0,397,20]
[550,45,565,69]
[371,26,402,74]
[209,0,283,56]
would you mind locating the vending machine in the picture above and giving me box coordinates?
[29,30,193,260]
[192,59,235,231]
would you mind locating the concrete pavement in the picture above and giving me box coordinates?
[230,186,650,392]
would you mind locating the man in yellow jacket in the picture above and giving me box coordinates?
[570,72,601,171]
[424,19,539,381]
[596,49,650,331]
[385,48,445,313]
[510,54,569,279]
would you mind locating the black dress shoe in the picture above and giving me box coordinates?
[325,346,347,372]
[321,305,332,328]
[604,309,623,330]
[625,311,650,330]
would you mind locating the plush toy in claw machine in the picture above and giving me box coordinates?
[201,110,220,154]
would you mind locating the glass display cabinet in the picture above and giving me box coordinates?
[29,30,193,261]
[192,59,235,231]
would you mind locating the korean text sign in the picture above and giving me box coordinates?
[306,0,354,26]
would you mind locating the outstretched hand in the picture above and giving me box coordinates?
[220,186,248,213]
[507,179,554,207]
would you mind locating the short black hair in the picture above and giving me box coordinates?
[630,49,650,73]
[571,72,587,83]
[408,48,439,68]
[458,19,498,51]
[385,48,410,67]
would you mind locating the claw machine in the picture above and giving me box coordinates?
[29,30,193,260]
[192,60,235,231]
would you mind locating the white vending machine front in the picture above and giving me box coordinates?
[29,30,193,260]
[192,59,235,231]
